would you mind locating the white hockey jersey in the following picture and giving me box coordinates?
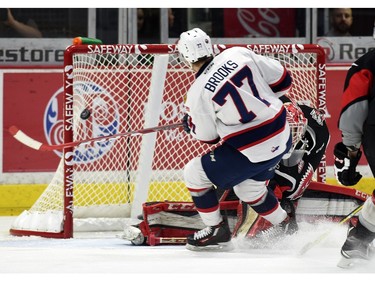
[184,46,292,163]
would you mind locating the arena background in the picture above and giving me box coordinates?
[1,7,375,216]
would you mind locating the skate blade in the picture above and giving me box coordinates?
[337,256,369,269]
[186,241,234,252]
[337,257,355,269]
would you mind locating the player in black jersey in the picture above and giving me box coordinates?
[333,49,375,268]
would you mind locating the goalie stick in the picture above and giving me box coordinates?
[298,203,364,256]
[9,122,183,152]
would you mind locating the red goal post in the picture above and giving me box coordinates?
[10,43,326,238]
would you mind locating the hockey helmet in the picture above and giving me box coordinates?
[177,28,213,64]
[282,99,308,160]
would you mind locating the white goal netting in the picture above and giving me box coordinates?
[10,43,326,238]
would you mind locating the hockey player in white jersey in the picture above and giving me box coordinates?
[233,95,329,240]
[178,28,297,251]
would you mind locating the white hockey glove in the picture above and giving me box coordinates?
[334,142,362,186]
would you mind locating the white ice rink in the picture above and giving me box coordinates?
[1,216,375,280]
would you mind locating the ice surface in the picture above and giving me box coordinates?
[1,216,375,280]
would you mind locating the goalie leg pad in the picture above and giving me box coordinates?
[232,201,261,238]
[232,202,288,240]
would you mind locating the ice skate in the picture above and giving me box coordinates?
[250,199,298,240]
[337,221,375,269]
[186,219,234,252]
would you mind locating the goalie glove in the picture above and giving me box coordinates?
[334,142,362,186]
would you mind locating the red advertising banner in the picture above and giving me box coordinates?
[3,71,62,172]
[224,8,296,38]
[2,65,365,173]
[323,66,369,166]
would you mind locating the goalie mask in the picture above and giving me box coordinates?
[177,28,213,64]
[282,99,308,160]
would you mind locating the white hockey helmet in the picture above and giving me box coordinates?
[177,28,213,64]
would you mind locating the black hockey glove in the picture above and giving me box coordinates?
[182,113,192,134]
[334,142,362,186]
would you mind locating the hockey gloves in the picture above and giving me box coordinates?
[182,113,192,134]
[334,142,362,186]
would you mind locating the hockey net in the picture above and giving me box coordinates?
[10,43,326,238]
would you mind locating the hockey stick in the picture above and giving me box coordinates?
[9,122,183,152]
[298,203,364,256]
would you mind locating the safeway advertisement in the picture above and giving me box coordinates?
[1,65,356,173]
